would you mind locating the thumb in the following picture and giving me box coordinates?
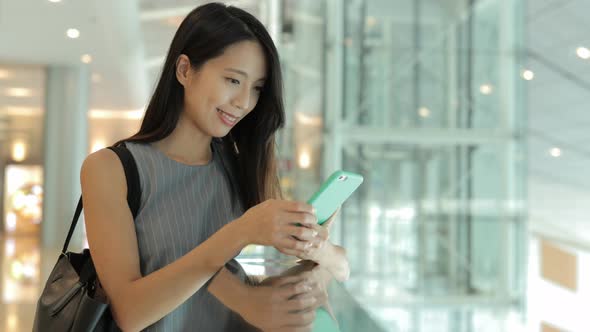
[322,207,341,229]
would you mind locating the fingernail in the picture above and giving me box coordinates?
[311,230,318,237]
[305,242,312,249]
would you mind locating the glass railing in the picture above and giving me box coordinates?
[277,0,526,331]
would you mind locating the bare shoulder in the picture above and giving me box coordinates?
[82,148,121,173]
[80,148,128,196]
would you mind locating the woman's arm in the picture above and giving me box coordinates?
[82,150,251,331]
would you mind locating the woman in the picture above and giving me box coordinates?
[81,2,349,332]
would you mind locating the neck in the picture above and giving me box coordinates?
[152,113,213,165]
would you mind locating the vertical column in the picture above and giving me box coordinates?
[498,0,523,300]
[42,66,89,252]
[267,0,283,47]
[323,0,345,245]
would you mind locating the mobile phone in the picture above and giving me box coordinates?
[307,170,364,225]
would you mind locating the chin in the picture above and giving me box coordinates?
[210,128,231,139]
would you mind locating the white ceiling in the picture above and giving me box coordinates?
[0,0,261,152]
[0,0,261,113]
[526,0,590,245]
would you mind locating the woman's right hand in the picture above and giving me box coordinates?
[238,273,324,332]
[238,199,319,257]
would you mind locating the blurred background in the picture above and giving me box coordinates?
[0,0,587,331]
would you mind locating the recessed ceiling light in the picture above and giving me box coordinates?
[418,107,430,118]
[298,148,311,169]
[366,16,377,28]
[91,73,102,83]
[550,147,561,157]
[5,87,33,98]
[48,0,62,3]
[81,54,92,64]
[12,140,27,162]
[479,84,493,95]
[0,69,13,80]
[522,70,534,81]
[67,28,80,39]
[576,47,590,59]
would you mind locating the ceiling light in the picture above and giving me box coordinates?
[298,148,311,169]
[0,106,42,116]
[81,54,92,64]
[576,47,590,59]
[89,108,145,119]
[549,148,561,157]
[366,16,377,28]
[12,141,27,162]
[0,69,13,80]
[522,70,534,81]
[48,0,62,2]
[418,107,431,118]
[91,73,102,83]
[5,88,33,98]
[67,28,80,39]
[295,112,322,126]
[479,84,493,95]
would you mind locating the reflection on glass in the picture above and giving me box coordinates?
[2,237,41,303]
[4,165,44,235]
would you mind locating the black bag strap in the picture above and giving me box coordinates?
[61,143,141,254]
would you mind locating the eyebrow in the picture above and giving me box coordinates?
[224,68,266,82]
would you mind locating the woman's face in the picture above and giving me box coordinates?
[176,40,267,138]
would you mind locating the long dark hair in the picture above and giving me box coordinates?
[116,2,285,209]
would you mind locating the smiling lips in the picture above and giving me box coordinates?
[216,108,239,126]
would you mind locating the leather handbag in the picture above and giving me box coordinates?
[33,144,141,332]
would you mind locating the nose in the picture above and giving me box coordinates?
[232,86,250,111]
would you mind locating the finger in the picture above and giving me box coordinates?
[280,236,313,253]
[281,200,315,215]
[280,279,313,299]
[286,225,318,241]
[274,275,307,288]
[280,248,305,257]
[285,293,317,312]
[322,208,340,229]
[311,289,329,309]
[282,211,317,227]
[308,224,329,241]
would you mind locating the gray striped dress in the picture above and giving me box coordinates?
[125,140,256,331]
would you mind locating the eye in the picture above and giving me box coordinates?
[226,78,240,85]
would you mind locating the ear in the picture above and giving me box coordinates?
[175,54,192,86]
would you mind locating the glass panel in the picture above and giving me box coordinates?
[257,0,525,330]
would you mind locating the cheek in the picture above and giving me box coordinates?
[248,93,261,112]
[209,85,233,107]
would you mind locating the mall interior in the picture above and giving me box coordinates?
[0,0,588,331]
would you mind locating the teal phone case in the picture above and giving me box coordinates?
[307,171,364,225]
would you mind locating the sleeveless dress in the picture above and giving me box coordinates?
[125,139,256,331]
